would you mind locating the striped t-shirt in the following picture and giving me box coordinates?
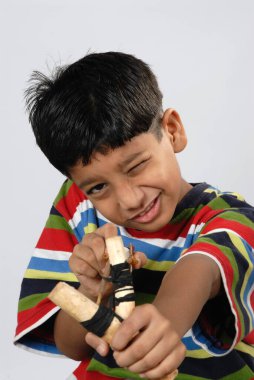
[14,181,254,380]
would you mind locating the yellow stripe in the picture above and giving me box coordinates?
[84,223,97,234]
[235,341,254,356]
[204,188,245,201]
[229,233,253,328]
[204,188,220,196]
[25,269,79,282]
[185,342,254,358]
[185,349,212,359]
[144,259,175,272]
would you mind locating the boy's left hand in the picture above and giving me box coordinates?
[111,304,186,379]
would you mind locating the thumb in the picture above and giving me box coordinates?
[85,332,110,356]
[131,251,147,269]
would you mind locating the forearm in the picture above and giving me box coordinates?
[53,283,111,360]
[54,307,93,361]
[153,254,221,338]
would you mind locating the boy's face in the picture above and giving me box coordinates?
[69,127,191,232]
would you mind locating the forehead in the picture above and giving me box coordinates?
[93,132,160,165]
[69,132,160,184]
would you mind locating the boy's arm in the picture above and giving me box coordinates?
[153,253,221,338]
[110,254,221,379]
[54,306,93,360]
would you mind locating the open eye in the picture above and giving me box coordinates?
[87,183,107,195]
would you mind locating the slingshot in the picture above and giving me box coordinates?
[48,236,178,380]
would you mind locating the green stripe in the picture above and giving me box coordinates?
[45,214,74,234]
[230,234,254,328]
[18,293,49,312]
[219,210,254,229]
[176,374,207,380]
[135,292,155,305]
[171,207,196,224]
[198,236,245,337]
[144,259,175,272]
[88,360,253,380]
[209,196,231,210]
[53,179,73,206]
[220,365,254,380]
[87,358,142,379]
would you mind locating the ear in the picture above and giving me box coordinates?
[161,108,187,153]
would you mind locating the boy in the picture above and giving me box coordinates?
[15,52,254,380]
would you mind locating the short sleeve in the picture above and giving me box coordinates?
[14,180,99,356]
[179,208,254,356]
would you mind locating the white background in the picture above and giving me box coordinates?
[1,0,254,379]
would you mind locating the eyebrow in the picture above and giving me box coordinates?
[78,150,144,189]
[118,151,144,168]
[78,176,99,189]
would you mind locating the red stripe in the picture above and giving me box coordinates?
[15,298,56,337]
[201,217,254,246]
[126,207,223,240]
[192,205,222,224]
[55,182,87,222]
[126,218,194,240]
[184,241,242,341]
[36,228,78,251]
[243,329,254,344]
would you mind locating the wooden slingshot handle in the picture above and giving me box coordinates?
[48,281,121,343]
[48,235,178,380]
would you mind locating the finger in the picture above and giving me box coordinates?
[131,251,147,269]
[125,330,179,373]
[85,233,108,272]
[103,223,118,239]
[70,248,99,276]
[77,276,102,298]
[113,317,178,368]
[113,328,160,368]
[85,332,110,357]
[111,305,156,351]
[140,342,186,379]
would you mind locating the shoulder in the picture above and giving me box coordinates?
[52,179,95,220]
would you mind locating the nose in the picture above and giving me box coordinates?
[115,182,144,211]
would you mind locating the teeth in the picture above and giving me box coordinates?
[138,200,155,217]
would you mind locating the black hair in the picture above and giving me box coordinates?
[25,52,163,176]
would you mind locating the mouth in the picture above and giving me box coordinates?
[130,195,160,223]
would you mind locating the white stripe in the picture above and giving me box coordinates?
[178,251,239,356]
[120,223,205,250]
[120,227,185,249]
[200,227,242,238]
[68,199,95,229]
[15,342,64,358]
[68,200,206,251]
[14,306,60,342]
[33,248,72,260]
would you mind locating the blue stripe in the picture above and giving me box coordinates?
[73,208,202,262]
[28,257,70,273]
[72,208,101,241]
[192,323,228,355]
[19,337,61,355]
[182,335,203,350]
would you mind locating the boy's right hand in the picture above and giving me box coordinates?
[69,223,117,302]
[69,223,146,302]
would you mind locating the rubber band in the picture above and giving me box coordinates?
[110,262,133,287]
[81,304,122,336]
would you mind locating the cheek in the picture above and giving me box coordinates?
[92,199,120,222]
